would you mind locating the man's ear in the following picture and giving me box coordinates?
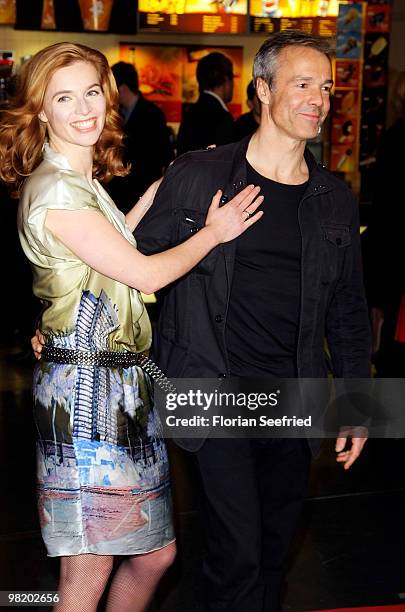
[255,77,271,106]
[38,110,48,123]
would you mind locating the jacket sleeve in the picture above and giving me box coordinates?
[325,191,372,377]
[134,161,179,255]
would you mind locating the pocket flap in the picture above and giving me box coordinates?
[322,225,351,247]
[177,208,205,240]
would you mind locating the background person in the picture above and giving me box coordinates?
[176,51,236,155]
[363,71,405,376]
[234,79,261,141]
[108,61,174,213]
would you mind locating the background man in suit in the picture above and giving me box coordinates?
[108,61,174,212]
[176,52,236,155]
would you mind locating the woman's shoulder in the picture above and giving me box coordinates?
[21,159,98,214]
[22,158,64,200]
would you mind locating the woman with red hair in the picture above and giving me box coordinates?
[0,42,262,611]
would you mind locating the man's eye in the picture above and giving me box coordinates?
[297,83,307,88]
[322,86,332,94]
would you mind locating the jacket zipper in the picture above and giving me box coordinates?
[222,179,246,377]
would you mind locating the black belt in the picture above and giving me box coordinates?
[42,346,174,392]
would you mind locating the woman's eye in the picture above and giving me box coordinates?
[87,89,101,97]
[57,95,70,103]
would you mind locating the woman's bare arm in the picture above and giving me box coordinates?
[45,185,263,295]
[125,178,163,232]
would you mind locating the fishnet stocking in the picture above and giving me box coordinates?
[55,554,113,612]
[105,542,176,612]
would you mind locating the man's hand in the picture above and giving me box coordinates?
[31,329,45,360]
[335,426,368,469]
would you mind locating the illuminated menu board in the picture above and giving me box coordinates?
[138,0,248,33]
[15,0,137,34]
[250,0,338,36]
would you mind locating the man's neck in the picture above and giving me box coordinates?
[122,91,139,112]
[252,110,261,125]
[203,90,229,112]
[246,126,309,185]
[121,92,139,124]
[123,91,139,108]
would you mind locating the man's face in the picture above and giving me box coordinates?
[117,83,133,109]
[222,76,234,104]
[260,45,333,141]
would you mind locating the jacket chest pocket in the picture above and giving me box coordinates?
[176,207,219,275]
[321,223,351,282]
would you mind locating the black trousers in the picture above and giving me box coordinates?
[195,438,311,612]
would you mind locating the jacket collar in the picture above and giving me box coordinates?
[302,147,332,198]
[220,137,333,268]
[224,135,333,200]
[202,90,230,113]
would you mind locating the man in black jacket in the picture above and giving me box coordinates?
[136,31,370,612]
[108,61,174,212]
[176,52,236,155]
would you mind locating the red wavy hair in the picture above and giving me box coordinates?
[0,42,128,196]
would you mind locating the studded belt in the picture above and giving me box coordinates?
[42,345,174,392]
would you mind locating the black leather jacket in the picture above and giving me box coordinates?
[136,137,371,383]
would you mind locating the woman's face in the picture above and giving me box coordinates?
[39,61,106,153]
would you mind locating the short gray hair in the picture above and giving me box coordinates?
[253,30,333,90]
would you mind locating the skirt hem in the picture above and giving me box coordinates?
[46,537,176,558]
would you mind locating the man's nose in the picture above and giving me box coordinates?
[309,87,324,108]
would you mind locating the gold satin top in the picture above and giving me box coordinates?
[17,144,151,353]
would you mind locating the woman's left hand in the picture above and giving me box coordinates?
[31,329,45,360]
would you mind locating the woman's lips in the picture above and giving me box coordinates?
[70,118,98,132]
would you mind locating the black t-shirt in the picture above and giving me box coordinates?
[225,162,307,377]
